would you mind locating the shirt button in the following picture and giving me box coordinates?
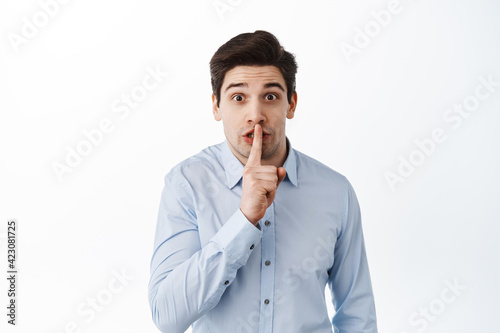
[264,299,270,305]
[250,244,254,250]
[224,280,229,285]
[265,260,271,266]
[265,220,271,226]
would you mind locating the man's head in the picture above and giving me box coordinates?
[210,30,298,167]
[210,30,298,107]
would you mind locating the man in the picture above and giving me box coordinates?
[148,30,377,332]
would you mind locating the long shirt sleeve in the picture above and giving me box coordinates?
[329,181,377,332]
[148,171,262,333]
[148,140,377,333]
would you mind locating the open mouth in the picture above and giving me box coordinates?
[243,128,269,138]
[243,128,270,143]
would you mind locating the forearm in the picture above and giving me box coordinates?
[330,247,377,332]
[330,179,377,332]
[148,208,261,332]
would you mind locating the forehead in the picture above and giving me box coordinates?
[222,66,285,90]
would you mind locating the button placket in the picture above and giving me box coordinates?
[258,204,276,332]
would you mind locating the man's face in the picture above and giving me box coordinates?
[212,65,297,166]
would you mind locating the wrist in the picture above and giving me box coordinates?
[239,207,260,225]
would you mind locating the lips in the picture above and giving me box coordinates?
[242,128,271,144]
[243,128,270,138]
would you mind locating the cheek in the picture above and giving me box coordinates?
[223,118,239,136]
[274,113,287,127]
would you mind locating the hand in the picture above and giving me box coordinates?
[240,124,286,225]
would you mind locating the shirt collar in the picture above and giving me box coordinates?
[220,137,298,189]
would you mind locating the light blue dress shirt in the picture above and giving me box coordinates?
[148,138,377,333]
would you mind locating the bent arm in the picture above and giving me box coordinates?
[148,173,261,333]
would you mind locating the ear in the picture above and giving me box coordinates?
[212,94,222,121]
[286,91,297,120]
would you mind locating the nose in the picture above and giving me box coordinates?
[246,99,266,125]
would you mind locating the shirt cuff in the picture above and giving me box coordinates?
[211,208,263,266]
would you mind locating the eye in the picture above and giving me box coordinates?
[265,94,278,101]
[232,94,244,102]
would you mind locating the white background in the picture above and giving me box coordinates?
[1,0,499,332]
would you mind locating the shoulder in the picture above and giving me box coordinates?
[293,148,350,188]
[164,142,224,184]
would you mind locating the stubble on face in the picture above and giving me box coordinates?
[229,126,283,160]
[214,65,295,167]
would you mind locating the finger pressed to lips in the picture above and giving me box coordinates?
[242,123,272,150]
[242,133,270,146]
[246,124,262,165]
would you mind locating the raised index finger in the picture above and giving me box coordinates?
[246,124,262,166]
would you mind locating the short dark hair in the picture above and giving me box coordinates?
[210,30,298,107]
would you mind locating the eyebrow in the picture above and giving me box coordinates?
[224,82,247,92]
[224,82,286,93]
[264,82,285,92]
